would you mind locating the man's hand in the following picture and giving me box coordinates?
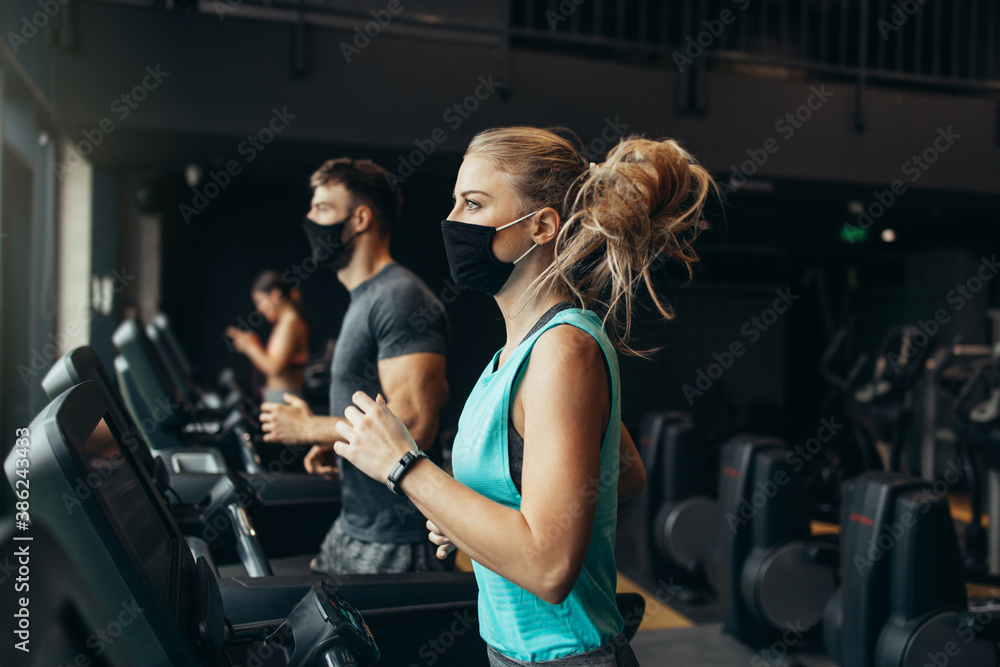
[304,445,339,480]
[260,394,314,444]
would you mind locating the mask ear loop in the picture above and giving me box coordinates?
[340,206,365,246]
[496,209,540,231]
[497,209,540,264]
[511,243,537,264]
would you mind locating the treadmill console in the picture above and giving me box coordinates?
[278,581,380,667]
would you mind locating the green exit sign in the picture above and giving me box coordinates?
[840,224,869,244]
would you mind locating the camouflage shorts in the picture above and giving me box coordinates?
[310,517,451,575]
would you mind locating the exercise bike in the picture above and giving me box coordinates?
[822,325,936,474]
[934,338,1000,578]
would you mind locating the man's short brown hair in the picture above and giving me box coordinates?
[309,158,402,235]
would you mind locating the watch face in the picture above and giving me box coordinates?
[387,451,423,495]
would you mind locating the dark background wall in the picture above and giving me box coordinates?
[151,163,998,439]
[20,0,1000,443]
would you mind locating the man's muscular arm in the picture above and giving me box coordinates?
[261,352,447,477]
[376,352,448,451]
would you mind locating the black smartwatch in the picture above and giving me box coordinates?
[386,450,428,496]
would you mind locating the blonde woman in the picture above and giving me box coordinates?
[328,127,713,665]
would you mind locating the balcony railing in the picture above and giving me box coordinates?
[108,0,1000,92]
[509,0,999,92]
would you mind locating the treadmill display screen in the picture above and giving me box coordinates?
[79,418,175,611]
[327,593,366,636]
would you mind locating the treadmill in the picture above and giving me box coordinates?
[148,312,267,419]
[43,346,340,570]
[113,318,277,474]
[3,382,493,665]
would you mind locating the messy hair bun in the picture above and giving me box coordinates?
[465,126,715,354]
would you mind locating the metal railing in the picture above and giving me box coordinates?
[106,0,1000,92]
[225,0,508,32]
[509,0,999,91]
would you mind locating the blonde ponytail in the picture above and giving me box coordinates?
[465,127,716,355]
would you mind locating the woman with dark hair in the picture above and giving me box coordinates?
[226,270,310,405]
[325,127,715,665]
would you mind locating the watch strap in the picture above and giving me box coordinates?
[386,450,428,496]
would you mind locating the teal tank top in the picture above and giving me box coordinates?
[451,308,624,661]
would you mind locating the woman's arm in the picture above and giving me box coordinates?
[425,424,642,559]
[618,423,646,502]
[227,316,297,378]
[334,326,609,605]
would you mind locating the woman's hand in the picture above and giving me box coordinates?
[225,326,261,354]
[334,392,418,484]
[427,520,457,560]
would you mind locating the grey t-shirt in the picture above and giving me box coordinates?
[330,262,448,543]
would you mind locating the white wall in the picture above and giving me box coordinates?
[55,141,93,354]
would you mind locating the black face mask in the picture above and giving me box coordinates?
[301,212,359,271]
[440,210,538,295]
